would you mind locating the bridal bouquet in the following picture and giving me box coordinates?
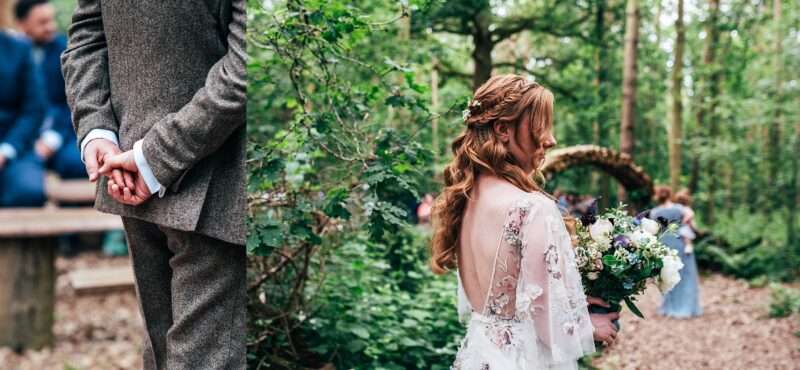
[568,204,683,319]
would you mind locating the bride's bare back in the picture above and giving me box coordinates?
[458,175,528,314]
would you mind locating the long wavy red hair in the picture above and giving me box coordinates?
[430,75,554,274]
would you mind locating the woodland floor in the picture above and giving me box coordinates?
[593,274,800,370]
[0,252,143,370]
[1,254,798,370]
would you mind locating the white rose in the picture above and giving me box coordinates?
[641,218,661,235]
[587,272,600,280]
[658,254,684,293]
[589,219,614,246]
[629,230,654,247]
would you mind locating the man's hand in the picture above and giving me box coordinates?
[35,139,56,160]
[0,154,6,170]
[100,150,153,206]
[84,138,122,181]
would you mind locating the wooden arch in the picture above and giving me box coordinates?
[541,145,654,208]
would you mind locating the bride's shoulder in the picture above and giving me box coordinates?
[474,176,556,216]
[498,191,557,220]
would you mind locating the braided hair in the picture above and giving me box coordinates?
[431,74,554,274]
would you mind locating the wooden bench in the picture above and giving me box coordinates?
[0,207,123,351]
[45,173,97,205]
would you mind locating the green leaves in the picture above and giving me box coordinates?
[323,186,352,219]
[624,296,645,319]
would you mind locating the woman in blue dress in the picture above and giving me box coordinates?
[650,186,703,318]
[0,7,47,207]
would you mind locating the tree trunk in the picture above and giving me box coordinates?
[431,58,440,163]
[619,0,639,201]
[669,0,685,191]
[593,0,610,208]
[689,0,720,196]
[789,122,800,263]
[0,237,56,350]
[767,0,782,206]
[691,0,720,224]
[472,9,493,90]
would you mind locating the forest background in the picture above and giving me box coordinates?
[231,0,797,368]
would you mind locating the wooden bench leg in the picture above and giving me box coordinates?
[0,237,56,351]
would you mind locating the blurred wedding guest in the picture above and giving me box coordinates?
[416,193,435,224]
[16,0,85,179]
[650,185,702,318]
[673,189,697,255]
[554,188,570,214]
[0,0,47,207]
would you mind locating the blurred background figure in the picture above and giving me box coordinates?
[416,193,435,225]
[0,0,47,207]
[14,0,126,257]
[674,189,697,255]
[650,185,702,319]
[16,0,85,179]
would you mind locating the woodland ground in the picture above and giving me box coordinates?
[594,274,800,370]
[1,254,797,370]
[0,252,143,370]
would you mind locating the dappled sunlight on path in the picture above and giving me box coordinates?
[594,274,800,370]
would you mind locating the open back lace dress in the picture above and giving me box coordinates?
[452,190,595,370]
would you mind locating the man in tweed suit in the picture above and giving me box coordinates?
[61,1,246,369]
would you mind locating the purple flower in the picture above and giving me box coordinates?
[580,199,599,226]
[612,235,631,249]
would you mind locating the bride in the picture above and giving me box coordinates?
[431,75,619,369]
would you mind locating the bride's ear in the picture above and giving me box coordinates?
[493,122,510,143]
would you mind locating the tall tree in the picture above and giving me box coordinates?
[418,1,591,90]
[689,0,721,224]
[669,0,685,191]
[767,0,782,203]
[619,0,639,201]
[619,0,638,158]
[593,0,613,208]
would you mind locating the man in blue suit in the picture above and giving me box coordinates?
[16,0,86,180]
[0,18,46,206]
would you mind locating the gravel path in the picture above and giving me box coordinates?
[593,274,800,370]
[0,252,143,370]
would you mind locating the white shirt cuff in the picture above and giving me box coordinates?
[133,140,163,196]
[80,129,119,162]
[41,130,64,151]
[0,143,17,160]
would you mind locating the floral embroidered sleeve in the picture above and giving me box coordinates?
[516,196,595,365]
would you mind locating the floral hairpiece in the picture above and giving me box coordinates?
[462,99,481,121]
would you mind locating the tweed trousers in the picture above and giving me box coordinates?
[122,217,246,370]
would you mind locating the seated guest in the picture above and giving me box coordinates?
[0,3,47,207]
[16,0,85,179]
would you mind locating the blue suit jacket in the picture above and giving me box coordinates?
[37,34,73,141]
[0,32,46,157]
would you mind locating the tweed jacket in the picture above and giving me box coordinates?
[61,0,246,245]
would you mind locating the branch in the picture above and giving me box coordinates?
[493,61,578,101]
[492,10,592,44]
[437,58,473,82]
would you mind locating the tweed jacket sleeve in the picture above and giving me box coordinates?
[61,0,119,147]
[139,0,247,189]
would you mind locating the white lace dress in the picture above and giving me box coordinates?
[452,193,595,370]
